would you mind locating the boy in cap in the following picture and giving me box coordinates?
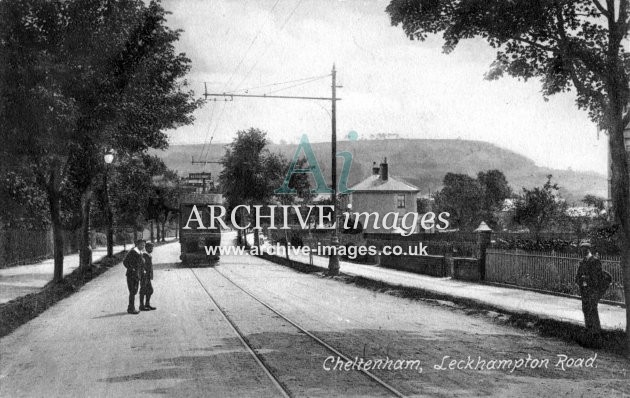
[140,242,156,311]
[123,239,145,314]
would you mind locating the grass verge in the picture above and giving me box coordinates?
[0,252,126,339]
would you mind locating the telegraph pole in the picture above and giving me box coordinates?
[203,65,342,275]
[328,64,340,275]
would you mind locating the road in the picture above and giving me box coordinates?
[1,234,629,397]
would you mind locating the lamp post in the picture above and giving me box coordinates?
[104,149,115,257]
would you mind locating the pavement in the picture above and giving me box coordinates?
[0,238,175,304]
[248,235,627,331]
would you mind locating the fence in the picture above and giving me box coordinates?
[0,229,80,268]
[0,221,178,269]
[486,249,624,304]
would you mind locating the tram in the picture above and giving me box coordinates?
[179,173,223,266]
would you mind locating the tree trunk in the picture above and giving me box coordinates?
[606,82,630,357]
[161,221,166,242]
[79,189,93,269]
[150,219,154,243]
[156,220,160,242]
[47,186,64,282]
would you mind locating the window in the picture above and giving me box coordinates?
[396,194,406,209]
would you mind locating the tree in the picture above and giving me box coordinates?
[0,0,200,278]
[434,173,483,230]
[105,155,171,241]
[478,170,512,214]
[513,175,566,238]
[60,0,200,269]
[145,167,180,243]
[0,171,50,230]
[0,0,79,281]
[434,170,510,230]
[583,194,606,211]
[220,128,289,245]
[386,0,630,354]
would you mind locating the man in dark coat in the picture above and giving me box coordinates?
[140,242,156,311]
[575,241,612,333]
[123,239,145,314]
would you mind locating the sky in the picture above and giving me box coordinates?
[162,0,609,175]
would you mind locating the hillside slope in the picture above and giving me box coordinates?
[153,139,606,203]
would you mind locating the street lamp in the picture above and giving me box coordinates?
[104,150,114,165]
[104,149,115,257]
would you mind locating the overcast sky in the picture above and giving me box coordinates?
[162,0,609,175]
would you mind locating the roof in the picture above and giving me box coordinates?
[350,175,419,193]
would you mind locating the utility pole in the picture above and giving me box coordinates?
[203,65,342,275]
[328,64,340,275]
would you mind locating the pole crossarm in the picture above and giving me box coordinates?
[203,92,341,101]
[191,156,222,165]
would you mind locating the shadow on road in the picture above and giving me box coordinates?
[92,311,129,319]
[152,261,220,270]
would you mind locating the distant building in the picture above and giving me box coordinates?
[181,172,215,194]
[348,158,419,233]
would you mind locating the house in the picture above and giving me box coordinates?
[348,158,419,233]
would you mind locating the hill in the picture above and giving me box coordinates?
[152,139,607,203]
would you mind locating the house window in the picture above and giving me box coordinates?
[396,194,406,209]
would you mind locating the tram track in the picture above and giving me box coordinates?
[189,267,291,398]
[189,266,407,398]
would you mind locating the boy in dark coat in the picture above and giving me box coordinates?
[140,242,156,311]
[123,239,145,314]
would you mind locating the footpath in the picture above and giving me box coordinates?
[0,238,175,304]
[247,235,626,331]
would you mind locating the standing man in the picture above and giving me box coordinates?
[123,239,145,314]
[140,242,156,311]
[575,241,611,333]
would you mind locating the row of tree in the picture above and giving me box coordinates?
[432,171,610,237]
[0,0,200,280]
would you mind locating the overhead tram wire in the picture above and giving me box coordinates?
[197,99,217,162]
[222,0,282,91]
[226,73,330,94]
[198,74,327,161]
[231,0,305,93]
[202,101,229,162]
[198,0,304,162]
[197,0,282,163]
[198,0,303,160]
[263,75,329,95]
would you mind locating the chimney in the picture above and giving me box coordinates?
[379,157,388,181]
[372,161,380,175]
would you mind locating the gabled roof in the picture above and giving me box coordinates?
[350,175,419,193]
